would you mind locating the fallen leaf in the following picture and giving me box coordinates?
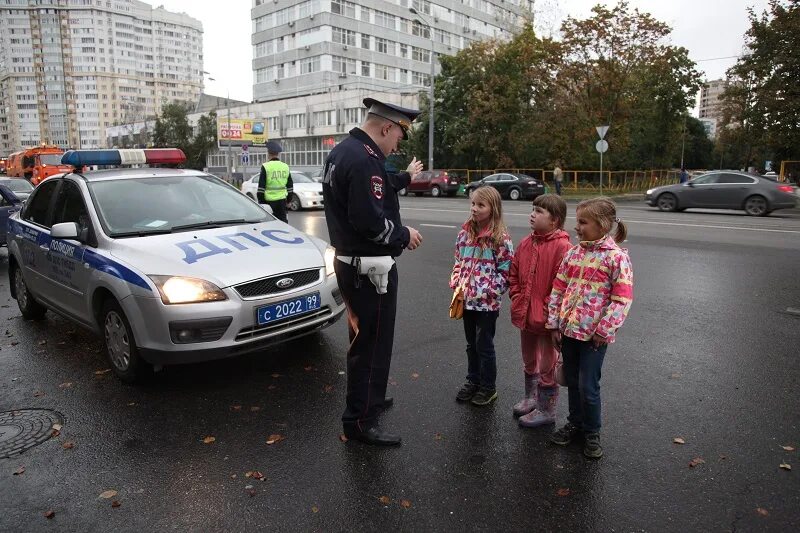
[673,437,685,445]
[38,340,47,346]
[248,489,257,497]
[689,457,705,468]
[250,471,265,481]
[127,402,136,407]
[556,488,571,497]
[323,384,334,393]
[781,445,795,452]
[303,365,313,371]
[62,442,74,450]
[311,506,319,513]
[267,385,277,390]
[231,405,242,411]
[266,434,285,445]
[202,436,216,444]
[94,369,111,375]
[111,501,121,508]
[52,424,62,432]
[270,373,281,378]
[10,341,19,346]
[98,490,118,499]
[756,508,769,517]
[670,373,681,379]
[230,474,237,479]
[245,485,253,489]
[779,463,791,471]
[411,373,420,379]
[338,371,345,375]
[339,434,348,443]
[33,391,45,398]
[13,466,25,476]
[50,429,60,438]
[400,499,412,509]
[58,382,73,389]
[378,496,391,505]
[250,406,261,412]
[434,433,443,441]
[44,510,55,519]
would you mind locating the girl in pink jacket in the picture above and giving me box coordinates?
[547,197,633,459]
[509,194,571,427]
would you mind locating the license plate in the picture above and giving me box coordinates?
[256,292,321,326]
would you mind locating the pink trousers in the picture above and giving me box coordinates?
[520,330,559,388]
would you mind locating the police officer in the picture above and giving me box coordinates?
[323,98,424,446]
[258,141,293,223]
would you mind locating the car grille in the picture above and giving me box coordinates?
[234,268,322,299]
[235,306,332,342]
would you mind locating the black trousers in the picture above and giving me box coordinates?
[334,259,398,433]
[267,199,288,223]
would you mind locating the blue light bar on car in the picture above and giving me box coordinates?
[61,149,186,167]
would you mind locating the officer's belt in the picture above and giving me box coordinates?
[337,255,395,294]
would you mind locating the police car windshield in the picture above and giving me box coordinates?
[88,174,271,237]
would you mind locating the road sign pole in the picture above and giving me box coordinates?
[600,150,603,196]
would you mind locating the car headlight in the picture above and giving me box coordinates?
[324,246,336,277]
[149,275,228,304]
[646,189,654,195]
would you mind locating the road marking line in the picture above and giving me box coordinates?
[400,207,800,234]
[786,307,800,317]
[420,223,457,228]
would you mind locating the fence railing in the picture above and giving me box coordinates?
[453,168,683,193]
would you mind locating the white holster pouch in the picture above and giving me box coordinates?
[337,255,395,294]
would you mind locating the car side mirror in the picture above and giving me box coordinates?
[51,222,79,241]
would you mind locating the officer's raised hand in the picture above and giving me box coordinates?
[406,226,423,250]
[406,157,424,180]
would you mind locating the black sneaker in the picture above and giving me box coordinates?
[456,382,479,402]
[583,433,603,458]
[550,422,581,446]
[470,388,498,406]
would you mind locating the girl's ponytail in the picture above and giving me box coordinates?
[613,218,627,244]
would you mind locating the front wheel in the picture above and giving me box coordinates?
[102,299,151,383]
[431,185,441,198]
[287,193,302,211]
[657,193,678,212]
[744,195,769,216]
[508,187,521,200]
[13,264,47,321]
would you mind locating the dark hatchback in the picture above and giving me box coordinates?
[645,171,797,216]
[465,173,545,200]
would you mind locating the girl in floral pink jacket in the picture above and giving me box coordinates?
[450,186,514,406]
[547,197,633,459]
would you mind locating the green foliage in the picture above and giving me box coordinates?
[410,2,708,170]
[718,0,800,170]
[151,102,217,170]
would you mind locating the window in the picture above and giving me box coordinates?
[375,37,388,54]
[332,56,356,74]
[412,21,431,39]
[375,64,389,80]
[690,174,720,185]
[360,6,371,22]
[361,61,371,77]
[399,44,408,58]
[412,46,430,63]
[312,110,333,126]
[300,57,320,74]
[331,0,355,17]
[332,27,356,46]
[361,34,370,49]
[52,181,92,239]
[23,180,59,227]
[718,173,756,184]
[343,107,364,124]
[413,0,431,14]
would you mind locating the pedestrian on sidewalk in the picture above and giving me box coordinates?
[679,167,689,184]
[553,162,564,195]
[450,186,514,406]
[546,197,634,459]
[508,194,571,427]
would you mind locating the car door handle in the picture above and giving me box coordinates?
[39,244,49,251]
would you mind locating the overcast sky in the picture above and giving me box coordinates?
[155,0,772,105]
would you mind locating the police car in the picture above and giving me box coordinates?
[6,149,344,382]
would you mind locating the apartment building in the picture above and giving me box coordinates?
[698,79,727,137]
[0,0,203,154]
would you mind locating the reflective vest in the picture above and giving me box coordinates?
[263,159,290,201]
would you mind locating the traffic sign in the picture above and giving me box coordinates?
[596,125,609,139]
[596,140,609,153]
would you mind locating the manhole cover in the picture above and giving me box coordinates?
[0,409,64,459]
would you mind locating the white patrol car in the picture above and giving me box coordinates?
[7,149,344,382]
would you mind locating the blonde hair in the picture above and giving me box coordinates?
[468,186,509,248]
[576,196,627,243]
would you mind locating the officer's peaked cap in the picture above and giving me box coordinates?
[266,140,283,153]
[363,98,421,140]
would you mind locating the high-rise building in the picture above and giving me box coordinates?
[698,79,727,137]
[0,0,203,155]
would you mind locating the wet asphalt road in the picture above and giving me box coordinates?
[1,196,799,532]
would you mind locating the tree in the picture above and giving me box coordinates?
[187,111,217,170]
[152,101,193,156]
[719,0,800,170]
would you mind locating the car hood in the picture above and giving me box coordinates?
[649,183,686,194]
[293,182,322,193]
[107,221,325,289]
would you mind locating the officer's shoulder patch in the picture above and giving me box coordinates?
[363,144,380,159]
[370,176,384,200]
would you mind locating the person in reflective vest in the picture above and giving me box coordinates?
[258,141,293,223]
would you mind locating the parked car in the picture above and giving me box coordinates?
[465,173,545,200]
[308,168,325,182]
[241,171,323,211]
[0,184,22,246]
[645,171,798,216]
[7,148,344,382]
[399,170,462,197]
[0,177,35,201]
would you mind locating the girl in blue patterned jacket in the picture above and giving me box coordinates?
[450,186,514,406]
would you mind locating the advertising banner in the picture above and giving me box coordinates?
[217,118,267,147]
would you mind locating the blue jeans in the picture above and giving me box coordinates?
[463,309,499,390]
[555,180,562,195]
[561,336,607,433]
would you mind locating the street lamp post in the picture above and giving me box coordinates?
[410,8,435,172]
[204,72,232,181]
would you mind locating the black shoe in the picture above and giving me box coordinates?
[456,382,479,402]
[470,388,498,406]
[344,427,402,447]
[550,422,582,446]
[583,432,603,459]
[382,396,394,409]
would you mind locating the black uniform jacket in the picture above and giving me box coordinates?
[322,128,410,257]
